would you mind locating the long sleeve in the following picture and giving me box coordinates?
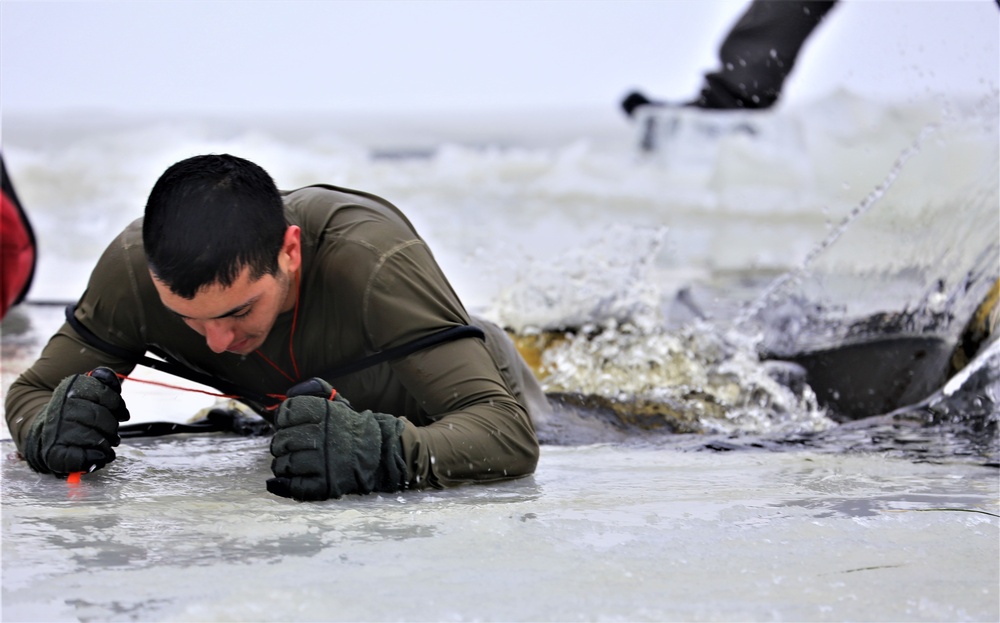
[349,227,538,488]
[296,195,540,489]
[393,330,539,488]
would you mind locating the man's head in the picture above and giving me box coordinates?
[144,154,301,355]
[143,154,286,297]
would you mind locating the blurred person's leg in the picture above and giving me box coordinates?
[622,0,837,116]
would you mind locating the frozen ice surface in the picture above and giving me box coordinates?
[3,438,998,622]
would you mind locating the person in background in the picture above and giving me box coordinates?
[5,153,544,501]
[621,0,838,116]
[1,154,37,320]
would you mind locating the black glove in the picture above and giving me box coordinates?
[267,378,407,501]
[23,367,131,476]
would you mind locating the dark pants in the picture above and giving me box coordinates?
[695,0,837,109]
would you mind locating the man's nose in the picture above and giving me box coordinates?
[203,320,235,353]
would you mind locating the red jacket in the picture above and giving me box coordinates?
[1,155,37,319]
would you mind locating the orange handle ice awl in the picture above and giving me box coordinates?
[67,472,83,484]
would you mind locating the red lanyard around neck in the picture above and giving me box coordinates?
[254,270,302,384]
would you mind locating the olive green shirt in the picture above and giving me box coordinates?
[5,185,540,488]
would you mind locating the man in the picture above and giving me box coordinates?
[5,154,543,501]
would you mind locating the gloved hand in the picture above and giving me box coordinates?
[267,378,407,501]
[23,367,131,476]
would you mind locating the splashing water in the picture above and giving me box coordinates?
[484,96,998,447]
[537,318,832,436]
[488,224,668,334]
[487,224,833,437]
[735,123,939,330]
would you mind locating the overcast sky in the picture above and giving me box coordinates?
[1,0,997,115]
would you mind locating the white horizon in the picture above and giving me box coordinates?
[1,0,996,117]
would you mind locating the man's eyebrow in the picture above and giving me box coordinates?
[168,296,260,321]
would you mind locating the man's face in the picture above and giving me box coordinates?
[152,267,293,355]
[150,226,302,356]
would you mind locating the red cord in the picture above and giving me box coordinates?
[114,373,287,403]
[288,270,302,380]
[255,269,302,383]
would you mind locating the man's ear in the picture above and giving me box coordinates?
[280,225,302,274]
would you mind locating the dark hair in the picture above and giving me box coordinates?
[142,154,286,299]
